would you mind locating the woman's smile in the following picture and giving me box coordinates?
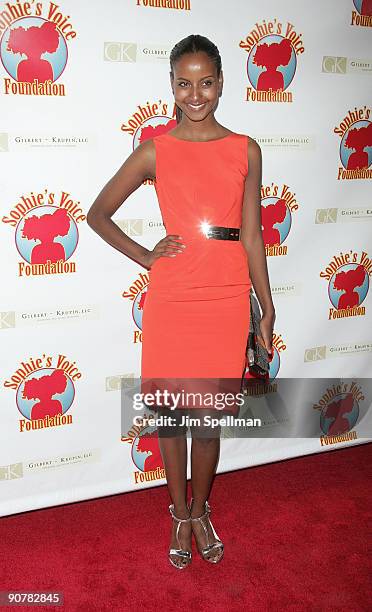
[186,102,208,112]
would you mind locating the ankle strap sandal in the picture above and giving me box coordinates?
[190,499,224,564]
[168,504,192,569]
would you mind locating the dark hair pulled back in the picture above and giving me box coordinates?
[169,34,222,124]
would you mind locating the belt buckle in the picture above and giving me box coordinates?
[202,224,241,241]
[207,225,223,239]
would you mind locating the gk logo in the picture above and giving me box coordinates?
[0,463,23,480]
[104,42,137,62]
[315,208,338,224]
[304,346,326,362]
[0,312,15,329]
[322,56,347,74]
[117,219,143,236]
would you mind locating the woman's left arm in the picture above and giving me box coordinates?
[240,136,276,354]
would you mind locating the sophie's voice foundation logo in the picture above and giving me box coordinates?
[320,250,371,319]
[313,380,365,446]
[334,106,372,180]
[239,18,304,103]
[2,188,86,277]
[0,2,76,96]
[4,354,82,433]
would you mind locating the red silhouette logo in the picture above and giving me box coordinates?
[22,369,67,420]
[22,208,71,264]
[344,122,372,170]
[261,198,288,246]
[333,264,366,309]
[254,38,292,91]
[135,429,163,471]
[7,20,60,83]
[322,392,359,436]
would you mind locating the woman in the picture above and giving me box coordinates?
[87,34,275,569]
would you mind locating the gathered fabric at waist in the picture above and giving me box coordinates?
[148,238,251,299]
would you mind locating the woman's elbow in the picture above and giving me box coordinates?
[86,205,104,230]
[241,229,262,250]
[86,209,96,230]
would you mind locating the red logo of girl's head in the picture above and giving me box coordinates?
[1,17,68,83]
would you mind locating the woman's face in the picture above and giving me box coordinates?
[171,51,222,122]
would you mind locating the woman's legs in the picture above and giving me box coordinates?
[190,411,223,562]
[157,408,191,568]
[157,407,224,565]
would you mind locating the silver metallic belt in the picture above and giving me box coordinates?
[202,224,241,241]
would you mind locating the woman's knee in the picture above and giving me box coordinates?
[156,407,188,438]
[189,409,221,440]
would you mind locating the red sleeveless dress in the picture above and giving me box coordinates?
[141,132,252,408]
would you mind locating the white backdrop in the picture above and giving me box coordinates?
[1,0,371,517]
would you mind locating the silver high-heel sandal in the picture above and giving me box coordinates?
[190,499,224,564]
[168,504,192,569]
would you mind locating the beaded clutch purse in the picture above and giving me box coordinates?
[246,288,270,378]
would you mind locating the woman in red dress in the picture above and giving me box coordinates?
[87,34,275,569]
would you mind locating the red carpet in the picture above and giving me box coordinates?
[1,443,371,612]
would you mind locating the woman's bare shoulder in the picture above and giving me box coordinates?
[130,137,156,180]
[134,137,156,155]
[248,135,261,152]
[242,135,261,163]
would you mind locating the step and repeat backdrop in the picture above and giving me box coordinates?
[1,0,371,516]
